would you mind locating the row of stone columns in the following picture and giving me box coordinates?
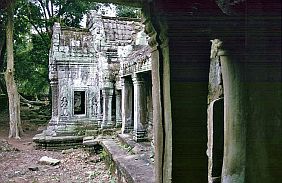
[100,88,122,129]
[121,77,133,133]
[121,73,149,142]
[115,90,122,127]
[132,74,147,141]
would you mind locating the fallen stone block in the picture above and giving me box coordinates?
[39,156,60,166]
[28,166,39,171]
[61,148,74,154]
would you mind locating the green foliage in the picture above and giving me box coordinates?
[14,33,50,97]
[99,149,108,160]
[10,0,97,98]
[116,5,140,18]
[54,0,96,27]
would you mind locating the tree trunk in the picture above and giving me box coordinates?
[4,0,22,139]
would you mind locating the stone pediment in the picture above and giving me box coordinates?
[50,25,96,63]
[120,45,151,76]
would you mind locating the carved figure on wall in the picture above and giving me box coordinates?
[94,73,99,87]
[81,69,89,84]
[60,97,68,116]
[70,68,78,84]
[91,96,98,117]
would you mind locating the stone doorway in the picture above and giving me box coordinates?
[209,98,224,183]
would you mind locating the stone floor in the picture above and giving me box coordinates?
[84,133,155,183]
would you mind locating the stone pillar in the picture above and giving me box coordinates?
[101,88,114,129]
[217,39,246,183]
[115,90,122,128]
[50,81,59,123]
[132,73,147,142]
[207,39,224,183]
[121,77,133,133]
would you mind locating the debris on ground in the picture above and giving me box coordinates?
[0,140,19,152]
[39,156,61,166]
[0,108,116,183]
[0,148,116,183]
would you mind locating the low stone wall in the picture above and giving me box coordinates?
[33,135,84,150]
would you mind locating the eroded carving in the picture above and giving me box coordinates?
[210,39,223,59]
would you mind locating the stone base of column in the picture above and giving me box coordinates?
[48,117,58,126]
[101,120,114,129]
[90,120,98,128]
[115,120,122,128]
[122,126,133,134]
[97,115,103,127]
[133,130,147,142]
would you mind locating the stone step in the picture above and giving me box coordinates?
[117,134,153,163]
[96,138,155,183]
[83,136,99,146]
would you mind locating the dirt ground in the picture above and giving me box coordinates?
[0,108,115,183]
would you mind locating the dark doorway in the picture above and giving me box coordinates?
[74,91,86,115]
[100,90,103,114]
[212,98,224,182]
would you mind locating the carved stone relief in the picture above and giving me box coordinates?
[60,96,69,117]
[91,94,98,117]
[69,67,79,84]
[81,68,89,84]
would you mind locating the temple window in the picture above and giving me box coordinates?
[74,91,86,115]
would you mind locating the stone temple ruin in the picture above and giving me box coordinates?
[33,0,282,182]
[34,11,153,148]
[32,11,157,182]
[34,11,154,181]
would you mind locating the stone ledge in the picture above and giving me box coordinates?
[33,134,84,150]
[87,138,154,183]
[33,134,83,142]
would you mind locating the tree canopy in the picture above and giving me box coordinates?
[116,5,140,18]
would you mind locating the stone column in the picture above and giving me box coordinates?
[121,77,133,133]
[207,40,224,183]
[217,39,246,183]
[115,90,122,128]
[101,88,114,129]
[132,73,147,142]
[49,80,59,125]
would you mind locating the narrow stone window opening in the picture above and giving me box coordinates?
[74,91,86,115]
[100,90,103,114]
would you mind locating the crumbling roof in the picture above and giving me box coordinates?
[101,16,143,43]
[123,45,151,63]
